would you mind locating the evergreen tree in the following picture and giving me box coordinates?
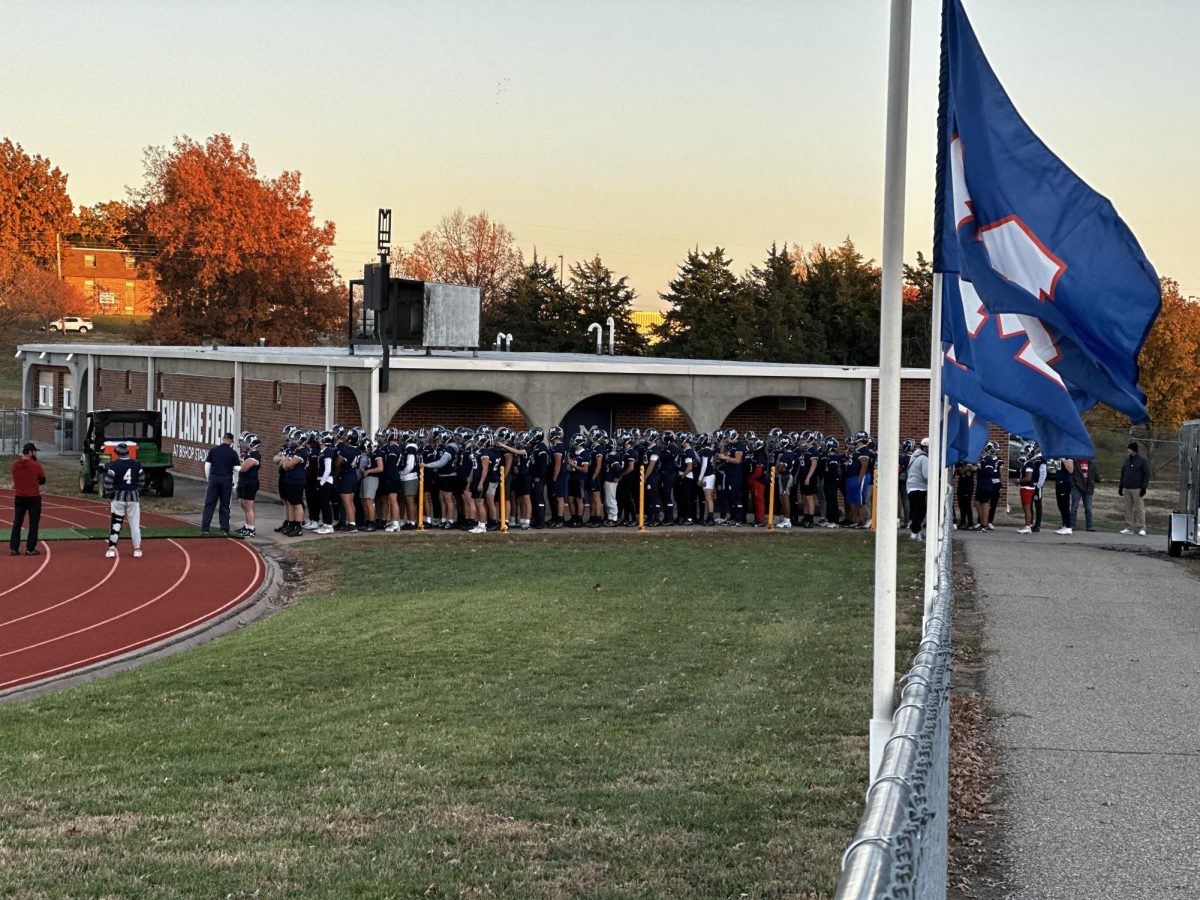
[485,253,575,351]
[799,239,881,366]
[566,255,646,355]
[654,247,755,360]
[901,251,933,368]
[743,243,826,363]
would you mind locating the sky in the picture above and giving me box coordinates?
[5,1,1198,310]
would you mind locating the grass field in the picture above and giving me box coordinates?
[0,531,923,898]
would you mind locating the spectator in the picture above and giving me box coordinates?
[1054,458,1075,534]
[1070,457,1100,532]
[9,442,46,556]
[906,438,930,542]
[954,460,975,530]
[1118,441,1150,536]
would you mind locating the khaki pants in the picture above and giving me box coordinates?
[1123,491,1145,529]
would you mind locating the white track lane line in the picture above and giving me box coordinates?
[0,542,53,598]
[0,540,192,676]
[0,550,122,629]
[0,539,252,689]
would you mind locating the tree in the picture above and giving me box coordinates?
[797,239,881,366]
[1135,279,1200,431]
[0,138,75,269]
[74,200,137,248]
[654,247,755,360]
[901,251,933,368]
[485,253,576,352]
[135,134,343,345]
[0,255,88,332]
[743,243,825,363]
[396,209,524,317]
[566,256,646,355]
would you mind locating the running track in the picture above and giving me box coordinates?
[1,490,264,694]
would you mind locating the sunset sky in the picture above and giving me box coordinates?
[6,0,1197,309]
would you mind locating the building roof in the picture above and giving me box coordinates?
[17,342,931,380]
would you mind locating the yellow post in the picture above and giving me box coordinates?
[417,465,425,531]
[499,465,508,533]
[870,479,878,531]
[768,465,776,530]
[638,464,645,532]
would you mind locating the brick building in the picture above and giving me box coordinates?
[60,244,157,316]
[17,342,1003,496]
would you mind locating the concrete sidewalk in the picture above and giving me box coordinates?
[959,529,1200,898]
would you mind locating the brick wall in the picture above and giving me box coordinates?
[612,399,689,431]
[869,378,932,442]
[96,368,147,405]
[390,392,528,431]
[334,387,362,428]
[241,379,328,492]
[720,397,846,437]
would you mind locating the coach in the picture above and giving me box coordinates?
[201,432,240,536]
[9,442,46,556]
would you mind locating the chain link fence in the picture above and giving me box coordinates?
[1,407,79,455]
[835,489,954,899]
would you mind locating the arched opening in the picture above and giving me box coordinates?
[389,390,529,431]
[720,396,849,438]
[561,393,693,436]
[334,386,362,428]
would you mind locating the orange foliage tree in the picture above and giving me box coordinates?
[395,208,523,315]
[1137,278,1200,430]
[135,134,342,345]
[0,138,75,269]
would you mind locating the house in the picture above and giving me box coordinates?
[60,244,158,316]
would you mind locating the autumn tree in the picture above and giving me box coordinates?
[134,134,342,345]
[1133,278,1200,431]
[901,251,933,368]
[74,200,137,248]
[566,256,646,355]
[0,258,89,332]
[395,209,523,317]
[0,138,75,269]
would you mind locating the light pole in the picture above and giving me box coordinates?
[558,255,564,287]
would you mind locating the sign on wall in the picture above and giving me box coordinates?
[159,399,235,462]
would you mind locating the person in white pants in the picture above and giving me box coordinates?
[103,442,146,558]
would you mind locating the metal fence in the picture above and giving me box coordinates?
[0,407,79,454]
[835,490,954,899]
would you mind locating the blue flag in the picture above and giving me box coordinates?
[943,275,1094,458]
[945,402,990,466]
[934,0,1160,422]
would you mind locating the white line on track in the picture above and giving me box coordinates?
[0,550,122,630]
[0,540,193,679]
[0,543,53,598]
[0,538,256,690]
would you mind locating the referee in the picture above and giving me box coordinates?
[201,432,240,536]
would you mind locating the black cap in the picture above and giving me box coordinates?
[22,442,38,454]
[223,432,235,441]
[1128,441,1139,452]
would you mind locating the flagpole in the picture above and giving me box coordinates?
[924,272,946,624]
[870,0,912,781]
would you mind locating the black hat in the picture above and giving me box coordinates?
[22,442,38,454]
[1128,441,1139,452]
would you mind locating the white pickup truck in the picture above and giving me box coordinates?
[48,316,94,334]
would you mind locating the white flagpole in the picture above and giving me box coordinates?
[870,0,913,780]
[923,273,946,624]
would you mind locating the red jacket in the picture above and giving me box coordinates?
[11,457,45,497]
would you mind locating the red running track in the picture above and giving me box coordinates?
[0,491,264,694]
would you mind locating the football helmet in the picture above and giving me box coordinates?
[643,428,660,445]
[548,426,564,442]
[901,438,915,453]
[528,426,545,443]
[571,433,588,448]
[983,440,999,455]
[319,430,335,446]
[725,429,739,443]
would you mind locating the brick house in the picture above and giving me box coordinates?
[60,244,157,316]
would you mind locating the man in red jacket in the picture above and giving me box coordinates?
[9,442,46,556]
